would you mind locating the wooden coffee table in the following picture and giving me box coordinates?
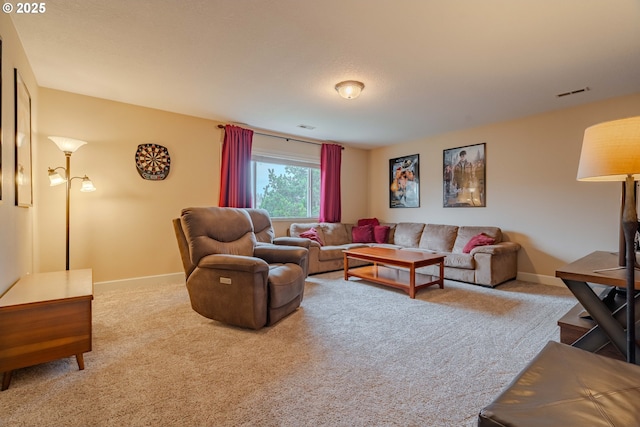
[343,247,445,298]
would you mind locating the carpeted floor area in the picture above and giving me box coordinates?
[0,272,576,426]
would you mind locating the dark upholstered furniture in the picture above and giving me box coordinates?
[478,341,640,426]
[173,207,308,330]
[243,208,311,276]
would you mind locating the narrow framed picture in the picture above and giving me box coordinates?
[15,68,33,207]
[443,143,486,207]
[0,37,3,201]
[389,154,419,208]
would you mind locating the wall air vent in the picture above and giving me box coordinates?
[556,87,590,98]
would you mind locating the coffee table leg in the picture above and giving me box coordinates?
[439,260,444,288]
[409,265,416,298]
[343,253,348,281]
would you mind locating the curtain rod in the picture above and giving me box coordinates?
[217,124,343,149]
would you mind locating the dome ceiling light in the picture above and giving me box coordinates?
[335,80,365,99]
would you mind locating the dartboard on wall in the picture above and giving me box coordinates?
[135,143,171,180]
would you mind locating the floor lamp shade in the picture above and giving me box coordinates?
[576,115,640,364]
[48,136,87,153]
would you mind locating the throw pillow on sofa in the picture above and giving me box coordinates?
[300,228,324,246]
[357,218,380,227]
[373,225,390,244]
[463,233,495,253]
[352,225,375,243]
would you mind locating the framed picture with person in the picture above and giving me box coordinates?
[389,154,419,208]
[443,143,486,208]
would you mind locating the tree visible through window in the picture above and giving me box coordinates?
[252,158,320,218]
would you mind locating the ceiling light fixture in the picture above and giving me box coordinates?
[335,80,364,100]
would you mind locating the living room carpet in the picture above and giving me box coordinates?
[0,271,576,427]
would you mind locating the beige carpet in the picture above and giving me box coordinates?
[0,271,576,427]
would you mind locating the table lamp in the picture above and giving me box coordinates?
[577,116,640,363]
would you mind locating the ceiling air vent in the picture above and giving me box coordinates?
[556,87,590,98]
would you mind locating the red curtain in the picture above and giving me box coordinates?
[319,143,342,222]
[218,125,254,208]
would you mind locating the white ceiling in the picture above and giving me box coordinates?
[10,0,640,149]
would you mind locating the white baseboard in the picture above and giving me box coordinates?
[93,270,564,294]
[516,271,565,287]
[94,272,184,294]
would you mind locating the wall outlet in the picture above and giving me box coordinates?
[220,277,232,285]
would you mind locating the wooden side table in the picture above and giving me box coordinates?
[556,251,640,364]
[0,269,93,390]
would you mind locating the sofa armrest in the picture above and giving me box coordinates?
[273,236,311,249]
[254,245,308,267]
[198,254,269,273]
[470,241,521,256]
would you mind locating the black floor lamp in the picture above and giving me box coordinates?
[577,116,640,364]
[47,136,96,271]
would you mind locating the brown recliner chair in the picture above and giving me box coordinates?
[173,207,308,329]
[243,208,311,276]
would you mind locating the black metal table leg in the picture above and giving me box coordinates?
[563,278,640,363]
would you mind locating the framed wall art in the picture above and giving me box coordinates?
[15,68,33,207]
[0,37,3,201]
[389,154,419,208]
[443,143,486,208]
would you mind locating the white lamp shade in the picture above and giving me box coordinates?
[335,80,364,99]
[49,136,88,153]
[80,177,96,192]
[48,169,67,186]
[577,116,640,182]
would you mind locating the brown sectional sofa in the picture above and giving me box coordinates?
[288,221,521,287]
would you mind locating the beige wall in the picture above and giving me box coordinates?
[0,14,39,295]
[6,1,637,290]
[35,89,221,283]
[35,89,369,284]
[369,93,640,284]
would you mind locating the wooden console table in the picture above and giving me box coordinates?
[0,269,93,390]
[556,251,640,363]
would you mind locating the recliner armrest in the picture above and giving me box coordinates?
[254,245,308,266]
[273,236,311,249]
[198,254,269,273]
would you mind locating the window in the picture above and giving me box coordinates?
[251,156,320,219]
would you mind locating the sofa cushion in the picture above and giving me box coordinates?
[453,226,502,254]
[463,233,496,253]
[400,247,474,269]
[352,225,375,243]
[419,224,459,252]
[290,223,321,237]
[318,243,366,261]
[380,223,397,244]
[393,223,425,247]
[444,253,475,269]
[321,223,350,246]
